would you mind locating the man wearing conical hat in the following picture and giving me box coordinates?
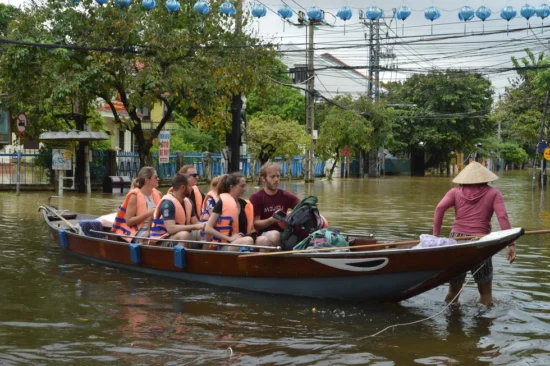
[433,162,516,306]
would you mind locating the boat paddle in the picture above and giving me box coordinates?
[40,205,80,233]
[238,229,550,259]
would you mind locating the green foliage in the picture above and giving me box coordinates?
[500,142,529,164]
[0,0,278,167]
[0,4,19,36]
[246,114,310,165]
[387,70,494,167]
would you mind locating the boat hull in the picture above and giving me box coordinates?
[42,209,523,302]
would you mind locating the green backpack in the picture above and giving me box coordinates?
[279,196,323,251]
[293,228,349,251]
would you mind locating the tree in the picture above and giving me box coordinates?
[387,70,494,170]
[0,0,278,168]
[246,114,310,166]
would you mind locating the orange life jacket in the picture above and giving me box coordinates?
[149,194,192,239]
[199,190,220,244]
[112,188,162,242]
[167,185,203,217]
[212,193,254,243]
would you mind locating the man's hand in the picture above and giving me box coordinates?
[195,222,206,231]
[507,244,516,264]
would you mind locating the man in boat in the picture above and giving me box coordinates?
[250,163,300,248]
[433,161,516,306]
[179,164,205,217]
[149,173,205,247]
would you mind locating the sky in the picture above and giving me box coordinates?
[2,0,548,97]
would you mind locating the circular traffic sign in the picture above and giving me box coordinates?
[16,113,28,135]
[544,147,550,161]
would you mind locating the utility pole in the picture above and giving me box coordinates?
[304,21,315,183]
[227,0,244,173]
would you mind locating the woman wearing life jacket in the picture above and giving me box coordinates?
[199,175,222,248]
[205,173,255,251]
[150,173,205,247]
[112,167,162,242]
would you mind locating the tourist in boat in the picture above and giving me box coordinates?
[149,173,205,247]
[250,163,300,248]
[112,167,162,242]
[178,164,205,217]
[433,161,516,306]
[199,175,223,249]
[204,173,255,251]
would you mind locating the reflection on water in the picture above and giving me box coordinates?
[1,171,550,365]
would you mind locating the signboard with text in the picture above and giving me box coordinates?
[0,110,10,144]
[159,131,170,164]
[52,149,72,170]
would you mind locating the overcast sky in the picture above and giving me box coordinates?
[2,0,547,96]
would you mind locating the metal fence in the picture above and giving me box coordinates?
[0,153,52,185]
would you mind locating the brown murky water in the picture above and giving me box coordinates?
[1,171,550,365]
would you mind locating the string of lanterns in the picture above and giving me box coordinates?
[79,1,550,37]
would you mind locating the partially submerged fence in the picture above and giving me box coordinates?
[0,150,327,185]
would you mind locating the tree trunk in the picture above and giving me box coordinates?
[138,140,153,167]
[328,152,340,181]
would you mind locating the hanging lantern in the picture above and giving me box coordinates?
[536,4,550,33]
[395,6,411,35]
[307,6,323,21]
[366,6,383,21]
[521,4,536,32]
[336,6,352,34]
[458,6,474,35]
[475,6,491,34]
[115,0,131,8]
[500,6,517,36]
[252,3,266,18]
[194,0,210,15]
[220,1,236,16]
[165,0,180,12]
[278,4,293,31]
[142,0,156,10]
[96,0,108,5]
[424,6,441,35]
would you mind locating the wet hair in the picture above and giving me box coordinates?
[132,167,156,189]
[179,164,196,174]
[259,163,280,178]
[172,173,190,192]
[218,173,245,194]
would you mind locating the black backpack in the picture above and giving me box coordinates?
[279,196,322,251]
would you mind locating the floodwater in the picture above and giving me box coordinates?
[1,171,550,365]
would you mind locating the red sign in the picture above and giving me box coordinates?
[16,113,28,136]
[342,145,352,157]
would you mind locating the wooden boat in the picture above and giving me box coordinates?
[39,205,523,303]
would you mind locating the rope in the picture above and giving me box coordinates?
[362,264,485,338]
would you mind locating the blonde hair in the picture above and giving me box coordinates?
[133,167,156,189]
[259,163,280,178]
[179,164,196,174]
[211,175,222,191]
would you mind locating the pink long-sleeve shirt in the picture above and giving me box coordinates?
[433,184,512,236]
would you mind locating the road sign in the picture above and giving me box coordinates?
[16,113,28,135]
[342,145,352,157]
[544,148,550,161]
[159,131,170,164]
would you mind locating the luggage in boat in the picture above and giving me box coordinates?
[279,196,324,250]
[293,228,350,251]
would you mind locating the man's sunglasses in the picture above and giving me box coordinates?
[189,173,199,178]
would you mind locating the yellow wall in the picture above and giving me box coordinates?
[151,101,163,123]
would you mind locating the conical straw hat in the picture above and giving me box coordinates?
[452,162,498,184]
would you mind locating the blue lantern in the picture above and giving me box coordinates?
[96,0,108,5]
[252,3,266,18]
[458,6,474,35]
[142,0,156,10]
[336,6,352,34]
[278,5,292,31]
[500,6,517,36]
[194,0,210,15]
[476,6,491,34]
[395,6,411,35]
[220,1,236,16]
[115,0,131,8]
[366,6,383,21]
[165,0,180,12]
[536,4,550,33]
[521,4,536,33]
[424,6,441,35]
[307,6,323,21]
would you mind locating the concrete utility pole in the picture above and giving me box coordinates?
[304,21,315,183]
